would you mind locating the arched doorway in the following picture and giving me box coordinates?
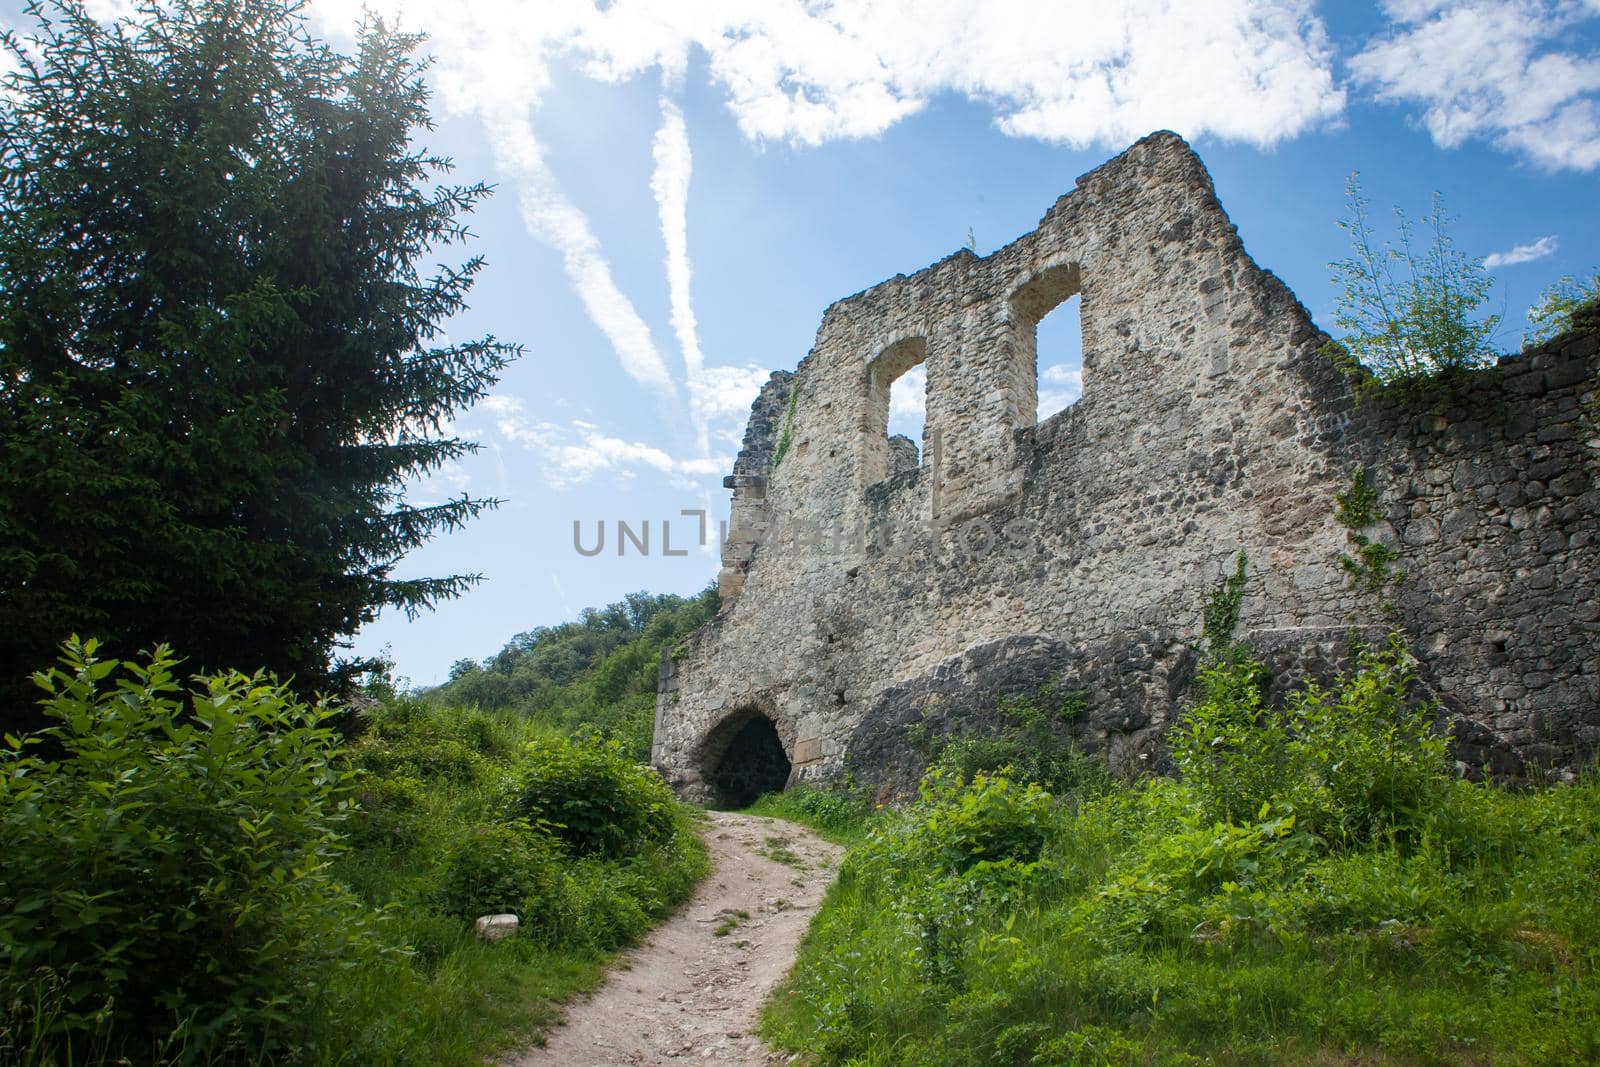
[707,713,792,808]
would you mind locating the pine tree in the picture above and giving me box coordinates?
[0,0,520,725]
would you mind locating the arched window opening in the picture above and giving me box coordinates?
[864,337,928,485]
[1037,293,1083,421]
[708,714,791,807]
[1009,264,1083,426]
[887,364,925,473]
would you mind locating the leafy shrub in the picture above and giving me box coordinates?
[0,639,390,1062]
[1324,174,1499,392]
[434,821,561,919]
[352,730,489,784]
[1094,797,1309,945]
[1173,635,1446,845]
[348,773,429,849]
[749,784,874,840]
[507,735,675,856]
[906,771,1053,873]
[1525,269,1600,346]
[1170,649,1281,826]
[1285,636,1448,845]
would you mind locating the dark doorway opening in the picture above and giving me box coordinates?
[710,715,791,807]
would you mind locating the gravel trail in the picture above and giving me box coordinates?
[508,810,843,1066]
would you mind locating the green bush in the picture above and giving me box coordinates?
[1169,648,1282,825]
[351,729,490,785]
[910,771,1053,873]
[507,736,675,856]
[434,822,561,920]
[764,642,1600,1066]
[0,639,390,1063]
[1524,269,1600,346]
[1324,174,1499,392]
[1285,636,1448,845]
[1173,636,1447,845]
[348,773,429,850]
[748,784,874,842]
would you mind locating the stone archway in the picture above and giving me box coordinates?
[699,709,792,808]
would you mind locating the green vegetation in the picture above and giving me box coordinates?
[433,587,718,760]
[761,638,1600,1065]
[1525,270,1600,347]
[747,785,876,846]
[901,679,1104,802]
[1,639,707,1064]
[1200,551,1249,657]
[0,0,519,729]
[1323,174,1498,395]
[1335,469,1405,610]
[771,383,800,468]
[714,910,751,937]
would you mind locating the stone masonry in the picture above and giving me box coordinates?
[652,132,1600,805]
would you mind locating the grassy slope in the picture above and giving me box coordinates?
[425,587,718,762]
[320,652,716,1061]
[296,588,723,1061]
[755,663,1600,1066]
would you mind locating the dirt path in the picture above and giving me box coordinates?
[508,810,843,1066]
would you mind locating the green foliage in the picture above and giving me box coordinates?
[434,822,560,920]
[771,382,800,468]
[746,784,875,845]
[1285,637,1450,845]
[430,586,717,760]
[0,0,520,727]
[1169,651,1279,826]
[1324,173,1499,394]
[1524,270,1600,347]
[1174,635,1446,845]
[1199,550,1249,660]
[0,639,391,1063]
[1334,468,1381,528]
[508,736,676,857]
[1334,468,1404,609]
[763,649,1600,1066]
[917,677,1106,799]
[910,771,1053,872]
[0,637,710,1065]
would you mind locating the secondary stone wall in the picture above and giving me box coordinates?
[653,132,1600,804]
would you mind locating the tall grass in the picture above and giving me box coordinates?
[761,641,1600,1065]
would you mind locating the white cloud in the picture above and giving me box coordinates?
[888,364,926,420]
[482,396,733,488]
[652,95,701,393]
[692,364,771,424]
[311,1,1345,151]
[1039,363,1083,419]
[649,94,768,452]
[1484,234,1560,268]
[1351,1,1600,170]
[491,118,677,394]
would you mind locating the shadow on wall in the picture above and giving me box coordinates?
[707,714,791,808]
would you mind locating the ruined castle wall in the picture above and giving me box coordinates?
[1347,333,1600,773]
[653,133,1600,804]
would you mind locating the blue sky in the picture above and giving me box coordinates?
[9,1,1599,685]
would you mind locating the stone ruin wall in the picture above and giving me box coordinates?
[652,132,1600,805]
